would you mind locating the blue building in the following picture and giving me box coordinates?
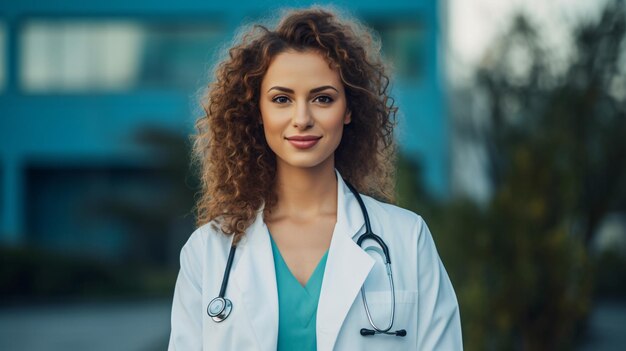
[0,0,447,259]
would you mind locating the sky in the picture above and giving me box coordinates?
[446,0,610,84]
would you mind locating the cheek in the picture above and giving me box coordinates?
[261,121,278,145]
[259,105,279,137]
[259,99,270,125]
[260,99,292,125]
[260,118,288,157]
[320,109,348,136]
[261,114,286,140]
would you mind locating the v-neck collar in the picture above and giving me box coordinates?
[269,231,329,293]
[230,169,375,351]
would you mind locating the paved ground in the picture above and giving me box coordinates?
[0,299,171,351]
[0,298,624,350]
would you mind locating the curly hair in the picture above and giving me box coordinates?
[192,7,398,243]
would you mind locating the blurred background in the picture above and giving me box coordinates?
[0,0,624,350]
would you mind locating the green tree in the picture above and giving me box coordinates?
[398,1,626,350]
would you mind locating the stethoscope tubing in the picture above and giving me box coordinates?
[207,178,406,337]
[207,245,237,322]
[345,181,406,337]
[219,245,237,297]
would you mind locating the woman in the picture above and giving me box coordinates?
[169,7,462,351]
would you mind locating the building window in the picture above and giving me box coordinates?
[25,165,192,262]
[368,19,424,82]
[20,19,222,93]
[0,21,5,92]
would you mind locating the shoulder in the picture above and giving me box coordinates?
[354,195,432,255]
[358,193,428,241]
[180,219,233,257]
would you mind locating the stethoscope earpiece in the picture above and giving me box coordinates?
[360,328,407,337]
[360,328,376,336]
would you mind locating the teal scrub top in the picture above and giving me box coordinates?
[269,231,329,351]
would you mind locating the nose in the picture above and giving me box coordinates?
[292,102,314,130]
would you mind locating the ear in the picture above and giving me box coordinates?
[344,109,352,125]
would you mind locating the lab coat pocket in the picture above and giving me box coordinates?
[334,290,418,350]
[363,289,418,331]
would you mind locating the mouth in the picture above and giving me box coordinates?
[285,135,322,141]
[285,135,322,149]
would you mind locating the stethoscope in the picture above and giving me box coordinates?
[207,179,407,337]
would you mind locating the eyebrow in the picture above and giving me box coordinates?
[267,85,339,94]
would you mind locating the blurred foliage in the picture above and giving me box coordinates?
[397,1,626,350]
[594,247,626,299]
[0,126,199,302]
[87,125,199,268]
[0,245,176,304]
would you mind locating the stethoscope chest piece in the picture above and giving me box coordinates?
[207,296,232,322]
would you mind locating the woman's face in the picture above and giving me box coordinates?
[259,49,351,171]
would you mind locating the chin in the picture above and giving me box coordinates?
[282,159,325,169]
[277,153,334,170]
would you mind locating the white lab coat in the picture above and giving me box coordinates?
[169,170,463,350]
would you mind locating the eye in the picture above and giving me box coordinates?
[314,95,334,104]
[272,96,291,104]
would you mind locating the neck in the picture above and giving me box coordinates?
[269,159,338,221]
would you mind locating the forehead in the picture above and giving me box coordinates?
[261,50,343,90]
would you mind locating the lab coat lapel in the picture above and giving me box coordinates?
[316,171,375,351]
[229,170,374,351]
[231,209,278,351]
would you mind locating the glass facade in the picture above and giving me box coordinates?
[369,19,423,81]
[20,20,222,92]
[0,21,5,92]
[2,5,444,260]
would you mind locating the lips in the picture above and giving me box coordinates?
[285,135,321,149]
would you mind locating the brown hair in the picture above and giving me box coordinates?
[192,7,398,243]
